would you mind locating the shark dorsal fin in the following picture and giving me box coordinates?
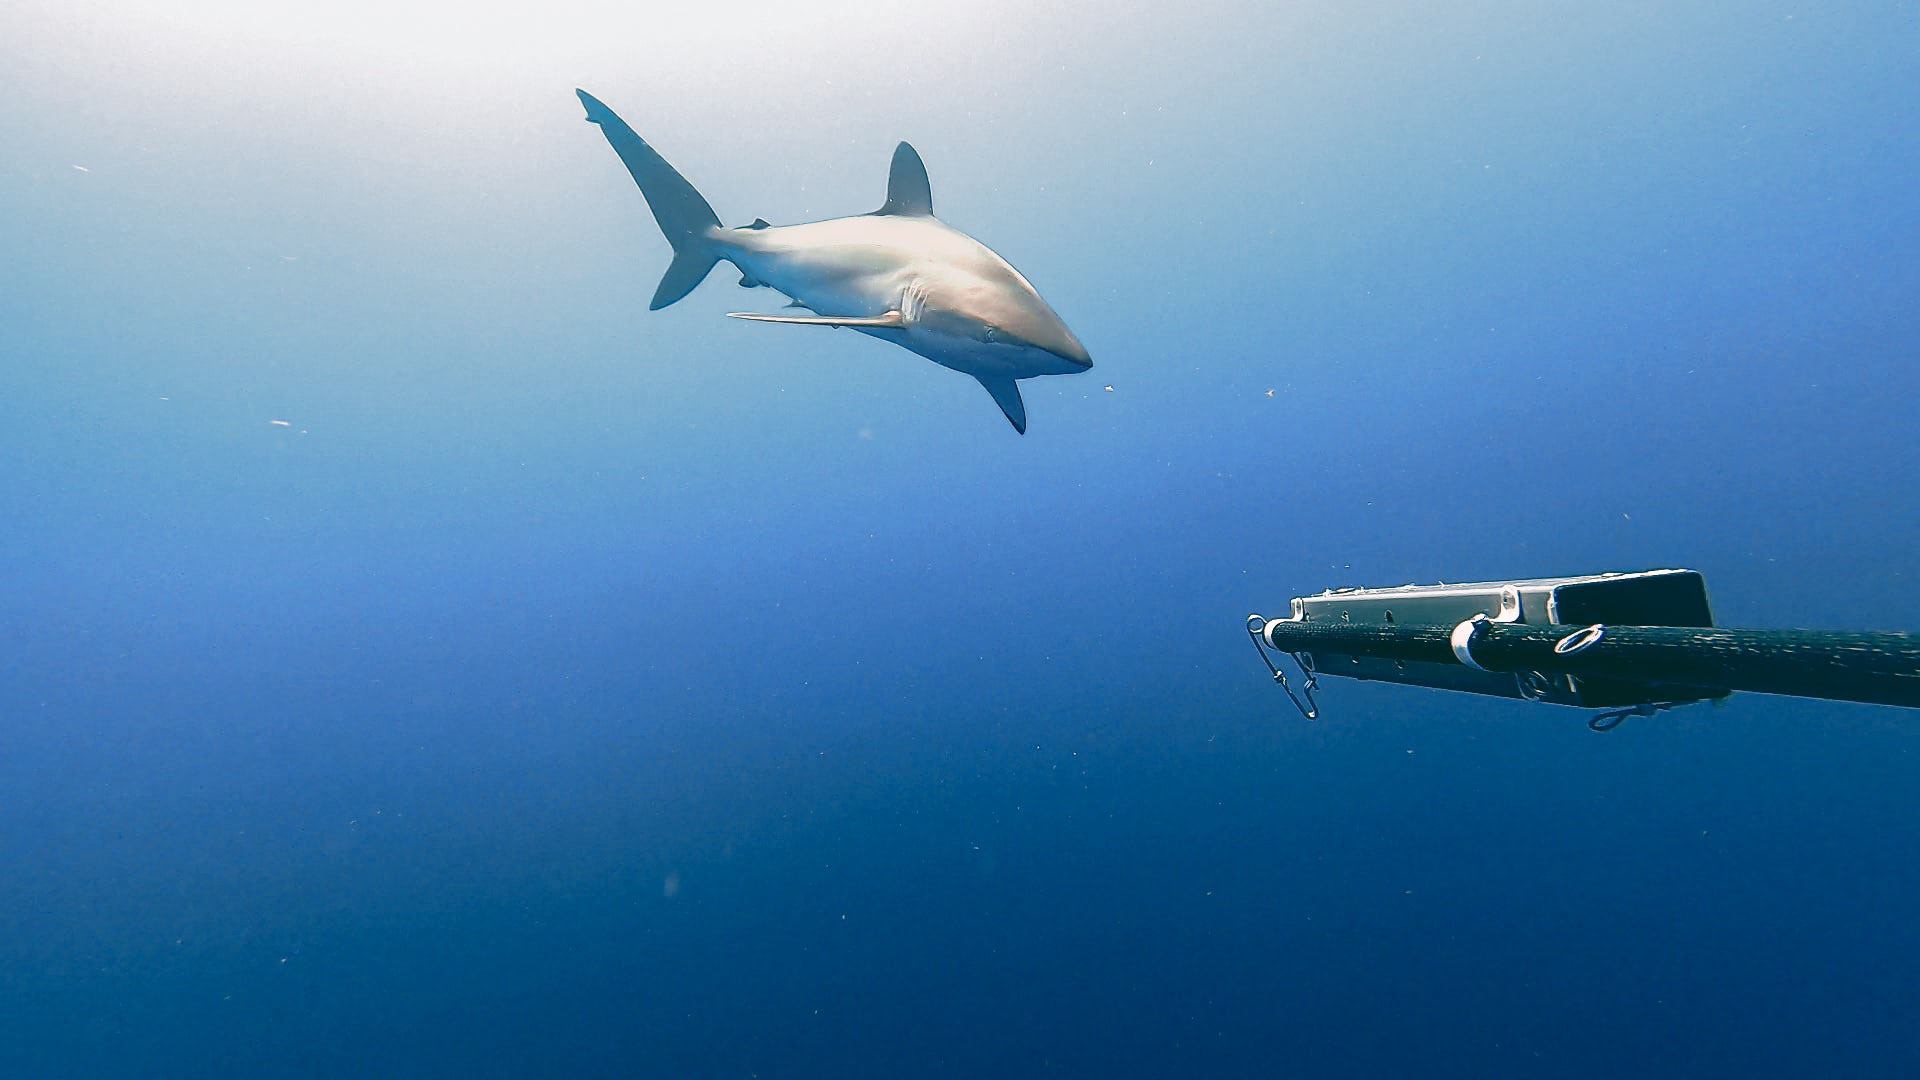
[876,142,933,217]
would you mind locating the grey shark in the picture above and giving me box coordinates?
[575,89,1091,433]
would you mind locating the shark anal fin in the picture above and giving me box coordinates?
[726,310,905,328]
[976,375,1027,434]
[875,143,933,217]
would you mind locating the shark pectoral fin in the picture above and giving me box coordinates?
[976,375,1027,434]
[725,310,905,328]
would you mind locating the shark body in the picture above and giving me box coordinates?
[576,89,1091,433]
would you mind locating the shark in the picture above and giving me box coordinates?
[575,89,1092,434]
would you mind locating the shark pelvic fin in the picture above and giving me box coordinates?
[975,375,1027,434]
[876,143,933,217]
[726,310,905,328]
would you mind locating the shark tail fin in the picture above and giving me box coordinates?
[653,247,719,310]
[577,89,723,310]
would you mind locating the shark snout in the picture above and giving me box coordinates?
[1002,317,1090,372]
[1054,338,1093,370]
[1035,328,1091,372]
[1031,310,1091,370]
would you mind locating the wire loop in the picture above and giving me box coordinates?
[1555,623,1607,656]
[1588,700,1683,732]
[1248,619,1320,720]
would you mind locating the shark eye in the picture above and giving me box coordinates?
[983,326,1000,342]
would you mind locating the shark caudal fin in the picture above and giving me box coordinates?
[577,89,722,310]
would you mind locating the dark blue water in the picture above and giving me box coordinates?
[3,2,1917,1075]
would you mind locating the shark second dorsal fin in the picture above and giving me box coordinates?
[876,143,933,217]
[975,375,1027,434]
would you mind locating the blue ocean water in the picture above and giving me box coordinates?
[3,1,1917,1075]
